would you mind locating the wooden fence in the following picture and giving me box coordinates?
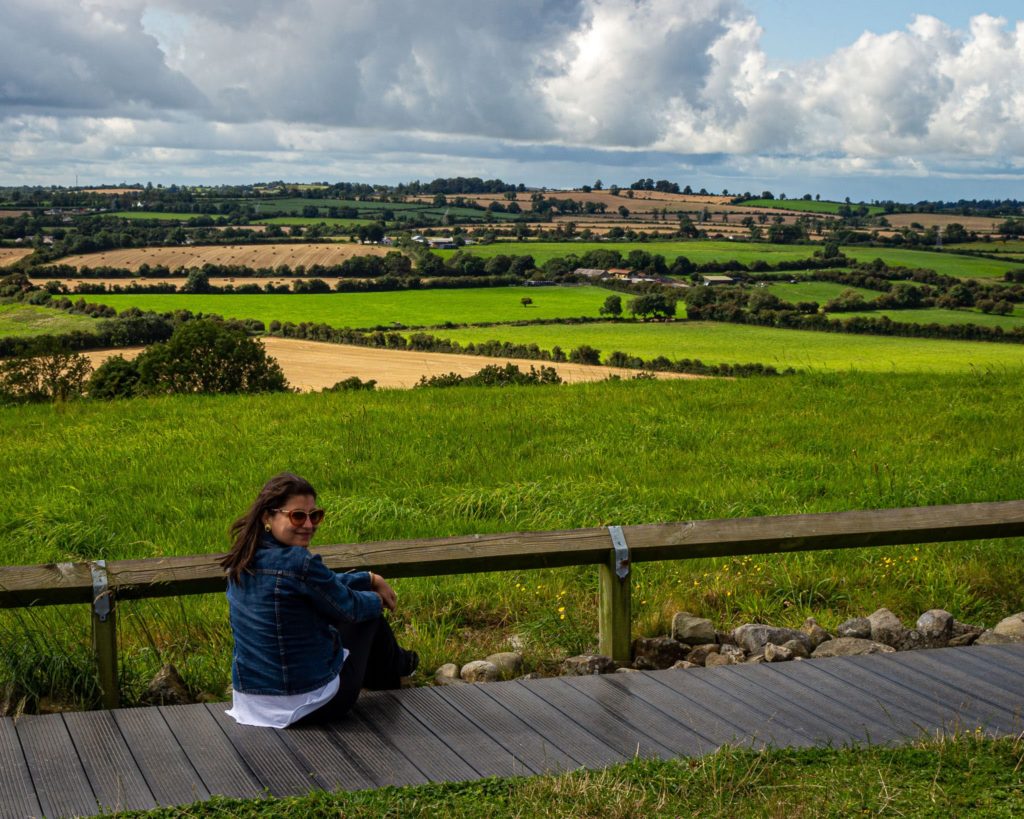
[2,500,1023,709]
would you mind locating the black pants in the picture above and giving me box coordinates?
[293,616,406,725]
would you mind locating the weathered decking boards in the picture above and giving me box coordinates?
[3,644,1023,818]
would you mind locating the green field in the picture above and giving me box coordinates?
[106,211,209,222]
[834,307,1024,330]
[0,302,99,337]
[427,321,1024,372]
[253,216,375,227]
[766,281,880,304]
[2,373,1023,711]
[85,286,618,328]
[438,240,1018,278]
[736,198,886,215]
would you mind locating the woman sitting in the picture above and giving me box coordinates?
[221,472,417,728]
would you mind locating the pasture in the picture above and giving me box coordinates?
[105,211,207,222]
[766,281,880,303]
[832,307,1024,330]
[81,286,619,328]
[49,242,390,271]
[736,199,885,215]
[426,321,1024,373]
[0,302,99,337]
[2,372,1023,708]
[253,216,375,227]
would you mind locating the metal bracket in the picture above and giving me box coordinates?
[90,560,112,622]
[607,526,631,579]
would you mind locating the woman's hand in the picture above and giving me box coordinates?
[370,572,397,611]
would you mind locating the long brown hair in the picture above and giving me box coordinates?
[221,472,317,583]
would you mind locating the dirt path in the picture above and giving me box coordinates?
[82,338,700,391]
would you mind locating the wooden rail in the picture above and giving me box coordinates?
[2,500,1023,708]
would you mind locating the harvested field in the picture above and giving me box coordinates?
[83,338,696,391]
[27,276,343,291]
[0,210,30,218]
[0,248,34,266]
[78,188,143,195]
[52,243,392,271]
[884,213,1005,233]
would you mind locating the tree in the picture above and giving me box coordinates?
[520,296,533,307]
[627,294,677,320]
[599,294,622,317]
[568,345,601,365]
[134,320,289,395]
[88,355,142,399]
[0,341,92,404]
[617,205,630,218]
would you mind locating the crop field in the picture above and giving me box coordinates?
[0,302,99,337]
[105,211,208,222]
[884,213,1008,233]
[766,281,880,303]
[842,247,1016,279]
[2,372,1023,708]
[833,308,1024,330]
[737,199,885,215]
[50,242,390,271]
[426,321,1024,373]
[0,247,34,266]
[81,286,619,328]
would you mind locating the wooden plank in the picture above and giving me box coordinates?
[520,676,676,759]
[432,682,580,774]
[351,690,479,782]
[941,645,1024,692]
[206,704,318,797]
[275,723,375,792]
[473,679,627,768]
[5,500,1023,607]
[384,687,536,778]
[15,713,97,819]
[63,710,156,813]
[758,662,910,744]
[92,604,119,709]
[0,718,42,819]
[158,704,265,800]
[694,663,882,746]
[112,707,210,806]
[323,711,429,788]
[882,650,1024,717]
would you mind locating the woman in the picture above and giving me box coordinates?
[221,472,417,728]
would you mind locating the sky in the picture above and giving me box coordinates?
[1,0,1023,202]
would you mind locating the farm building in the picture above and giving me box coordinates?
[701,274,736,286]
[574,268,607,279]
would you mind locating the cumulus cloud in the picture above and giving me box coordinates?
[1,1,1023,192]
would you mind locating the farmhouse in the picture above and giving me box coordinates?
[573,268,607,279]
[701,274,736,286]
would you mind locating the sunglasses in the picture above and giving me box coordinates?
[273,508,326,527]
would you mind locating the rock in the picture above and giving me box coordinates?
[518,672,542,681]
[895,629,925,652]
[434,663,462,685]
[868,608,906,648]
[37,697,77,714]
[948,632,980,647]
[0,682,14,717]
[951,619,984,640]
[764,642,793,662]
[460,660,500,683]
[836,617,871,639]
[508,634,527,651]
[811,638,896,658]
[802,618,832,650]
[670,660,697,670]
[686,644,720,667]
[719,644,746,662]
[196,692,222,704]
[716,631,737,646]
[485,652,524,679]
[781,639,809,659]
[746,654,766,664]
[561,654,616,676]
[993,613,1024,640]
[705,652,738,667]
[975,630,1023,645]
[671,613,717,646]
[143,664,192,706]
[632,656,658,671]
[631,637,689,669]
[615,667,640,673]
[916,609,954,647]
[733,624,811,655]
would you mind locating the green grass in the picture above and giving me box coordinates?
[439,241,1019,278]
[3,373,1024,709]
[253,216,376,227]
[954,241,1024,254]
[124,736,1024,818]
[0,302,99,337]
[835,308,1024,330]
[82,286,618,328]
[105,211,210,222]
[736,198,886,215]
[427,320,1024,372]
[766,281,880,304]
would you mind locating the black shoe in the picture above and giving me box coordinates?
[401,650,419,677]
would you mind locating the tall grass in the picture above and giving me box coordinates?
[2,373,1023,707]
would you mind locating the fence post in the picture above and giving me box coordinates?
[90,561,119,709]
[598,526,632,663]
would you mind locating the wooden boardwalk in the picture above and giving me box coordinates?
[3,644,1023,818]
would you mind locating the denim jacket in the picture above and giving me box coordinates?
[227,533,383,695]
